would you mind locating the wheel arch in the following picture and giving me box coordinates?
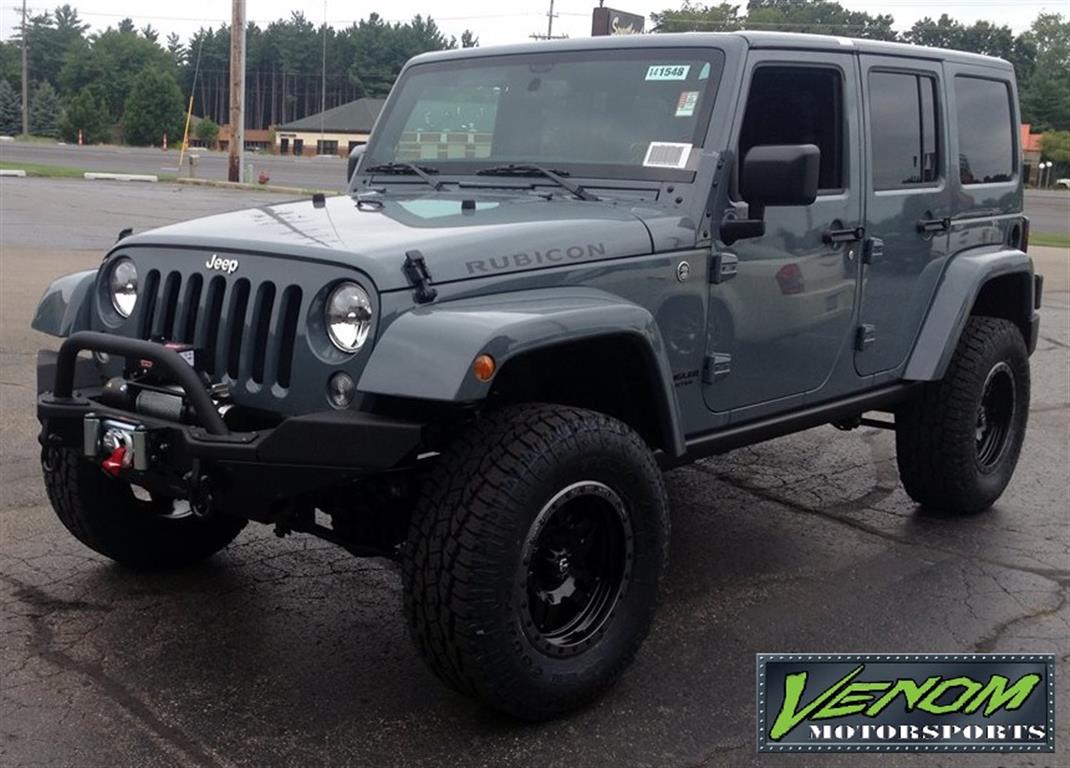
[31,269,98,338]
[358,287,686,457]
[903,247,1037,382]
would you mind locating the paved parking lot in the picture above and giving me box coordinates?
[1,178,1067,767]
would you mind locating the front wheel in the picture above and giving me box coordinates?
[402,404,669,720]
[42,448,246,569]
[895,316,1030,514]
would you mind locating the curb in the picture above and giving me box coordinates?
[84,172,158,183]
[0,169,27,177]
[175,177,331,196]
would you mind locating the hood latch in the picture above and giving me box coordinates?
[403,250,438,304]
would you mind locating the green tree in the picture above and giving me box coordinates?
[746,0,896,40]
[194,117,220,146]
[1019,14,1070,131]
[653,0,894,38]
[10,6,88,96]
[123,68,185,146]
[0,78,21,135]
[346,13,456,97]
[0,42,19,91]
[166,33,186,66]
[651,2,743,32]
[460,30,479,48]
[60,87,110,143]
[30,80,61,137]
[60,27,175,122]
[1041,130,1070,163]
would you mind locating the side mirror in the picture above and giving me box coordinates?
[721,144,820,245]
[347,144,367,183]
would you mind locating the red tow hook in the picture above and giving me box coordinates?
[102,446,126,477]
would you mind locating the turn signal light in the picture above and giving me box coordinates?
[473,354,496,382]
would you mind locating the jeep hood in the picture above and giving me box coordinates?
[120,193,657,292]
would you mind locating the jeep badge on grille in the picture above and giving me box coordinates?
[205,254,239,274]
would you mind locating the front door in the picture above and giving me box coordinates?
[704,52,862,413]
[856,56,951,376]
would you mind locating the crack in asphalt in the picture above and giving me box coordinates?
[973,582,1069,653]
[683,459,1070,587]
[0,573,231,768]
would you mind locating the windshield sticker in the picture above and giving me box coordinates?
[699,62,711,80]
[675,91,699,117]
[643,142,692,169]
[646,64,690,81]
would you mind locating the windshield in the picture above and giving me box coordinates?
[363,48,724,182]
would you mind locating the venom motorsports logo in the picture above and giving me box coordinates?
[756,654,1055,753]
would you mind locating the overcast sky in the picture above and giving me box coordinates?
[0,1,1061,45]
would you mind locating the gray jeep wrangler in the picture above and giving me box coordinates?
[34,33,1041,719]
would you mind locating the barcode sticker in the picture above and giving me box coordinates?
[645,64,691,81]
[643,142,692,169]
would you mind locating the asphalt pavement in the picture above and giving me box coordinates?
[0,141,347,192]
[0,178,1068,768]
[1,141,1068,235]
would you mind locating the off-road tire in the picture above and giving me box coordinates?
[42,447,246,569]
[896,316,1029,514]
[401,404,669,720]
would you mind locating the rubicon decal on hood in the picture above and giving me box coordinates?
[465,243,608,275]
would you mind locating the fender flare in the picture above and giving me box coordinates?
[359,287,687,457]
[31,269,98,338]
[903,246,1035,381]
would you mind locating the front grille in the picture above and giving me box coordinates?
[135,269,302,390]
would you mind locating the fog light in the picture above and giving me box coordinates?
[327,372,356,409]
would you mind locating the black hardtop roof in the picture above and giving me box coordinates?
[409,31,1012,71]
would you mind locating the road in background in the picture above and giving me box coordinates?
[1,178,1067,768]
[2,141,1068,234]
[0,141,346,192]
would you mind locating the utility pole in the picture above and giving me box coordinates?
[20,0,28,136]
[320,0,327,152]
[530,0,566,41]
[228,0,246,182]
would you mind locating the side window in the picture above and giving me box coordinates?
[868,71,940,190]
[739,66,844,192]
[955,76,1015,185]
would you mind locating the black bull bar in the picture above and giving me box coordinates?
[37,333,425,507]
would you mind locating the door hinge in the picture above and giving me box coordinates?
[703,353,732,383]
[708,251,738,284]
[855,324,876,351]
[862,237,884,265]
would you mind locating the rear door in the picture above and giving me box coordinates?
[856,56,951,376]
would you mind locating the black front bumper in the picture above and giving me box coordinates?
[37,332,424,509]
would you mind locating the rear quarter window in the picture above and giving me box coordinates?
[954,76,1015,185]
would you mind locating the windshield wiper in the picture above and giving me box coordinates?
[475,164,598,201]
[364,161,444,191]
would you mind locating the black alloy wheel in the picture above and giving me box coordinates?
[520,481,633,657]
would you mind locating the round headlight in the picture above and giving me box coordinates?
[109,258,138,318]
[325,282,372,352]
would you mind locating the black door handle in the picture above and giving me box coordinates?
[823,226,865,244]
[916,217,950,234]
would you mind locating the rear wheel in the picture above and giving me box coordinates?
[402,404,669,720]
[895,316,1029,514]
[42,448,246,569]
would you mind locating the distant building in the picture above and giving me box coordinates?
[1020,124,1044,186]
[275,98,386,157]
